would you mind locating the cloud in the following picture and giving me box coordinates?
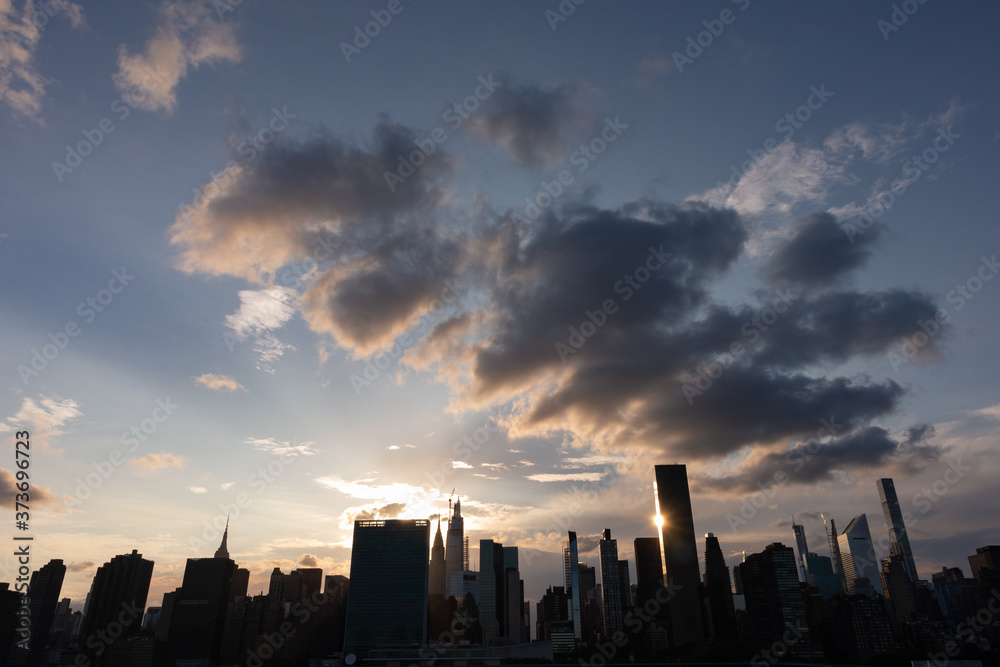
[297,553,319,568]
[969,404,1000,421]
[113,0,241,113]
[628,51,674,88]
[225,287,297,372]
[247,437,317,457]
[450,461,473,470]
[463,78,595,166]
[386,445,400,451]
[129,452,186,475]
[220,482,235,490]
[695,425,942,495]
[0,0,84,120]
[759,212,881,287]
[0,395,82,452]
[194,373,245,392]
[526,472,605,483]
[0,468,62,508]
[169,119,453,283]
[187,486,208,494]
[66,561,95,573]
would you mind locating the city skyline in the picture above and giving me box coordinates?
[2,0,1000,639]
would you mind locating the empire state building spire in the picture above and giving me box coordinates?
[215,514,230,559]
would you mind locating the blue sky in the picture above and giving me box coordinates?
[1,0,999,610]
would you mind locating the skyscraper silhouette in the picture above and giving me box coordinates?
[430,519,447,600]
[653,463,704,646]
[877,478,919,581]
[343,519,429,658]
[703,533,736,642]
[791,516,809,582]
[564,532,583,642]
[598,529,623,636]
[78,549,153,666]
[445,499,464,599]
[10,558,65,667]
[166,531,237,665]
[837,514,885,597]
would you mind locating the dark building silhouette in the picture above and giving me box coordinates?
[702,533,736,642]
[617,559,631,622]
[10,558,65,667]
[598,529,623,637]
[968,545,1000,607]
[633,537,669,658]
[231,567,250,600]
[78,549,154,665]
[826,594,896,662]
[880,553,916,636]
[877,478,919,582]
[165,530,236,666]
[429,519,447,600]
[653,463,704,646]
[804,553,842,601]
[536,585,568,641]
[564,532,583,643]
[736,543,816,657]
[578,563,601,645]
[295,568,322,598]
[0,583,22,664]
[931,566,977,624]
[343,519,429,658]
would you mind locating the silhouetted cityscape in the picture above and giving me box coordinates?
[4,465,998,666]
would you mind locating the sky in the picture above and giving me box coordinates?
[1,0,999,616]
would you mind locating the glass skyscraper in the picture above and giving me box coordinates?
[343,519,429,658]
[877,478,918,581]
[653,463,704,646]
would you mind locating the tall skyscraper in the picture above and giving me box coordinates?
[344,519,429,658]
[837,514,885,597]
[791,516,809,582]
[703,533,736,642]
[232,567,250,599]
[877,478,919,581]
[167,555,236,664]
[564,532,583,642]
[10,558,66,667]
[78,549,154,665]
[617,559,632,614]
[295,568,323,597]
[736,543,815,656]
[598,529,624,636]
[653,463,704,646]
[445,499,465,598]
[430,519,447,599]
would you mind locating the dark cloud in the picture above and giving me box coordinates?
[170,118,454,282]
[761,212,881,287]
[694,425,943,495]
[0,468,61,508]
[351,502,407,523]
[463,78,594,166]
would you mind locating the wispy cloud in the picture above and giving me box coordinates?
[247,437,317,457]
[225,286,297,372]
[526,472,605,483]
[0,395,82,452]
[113,0,241,113]
[0,0,84,120]
[129,452,186,475]
[187,486,208,494]
[194,373,245,392]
